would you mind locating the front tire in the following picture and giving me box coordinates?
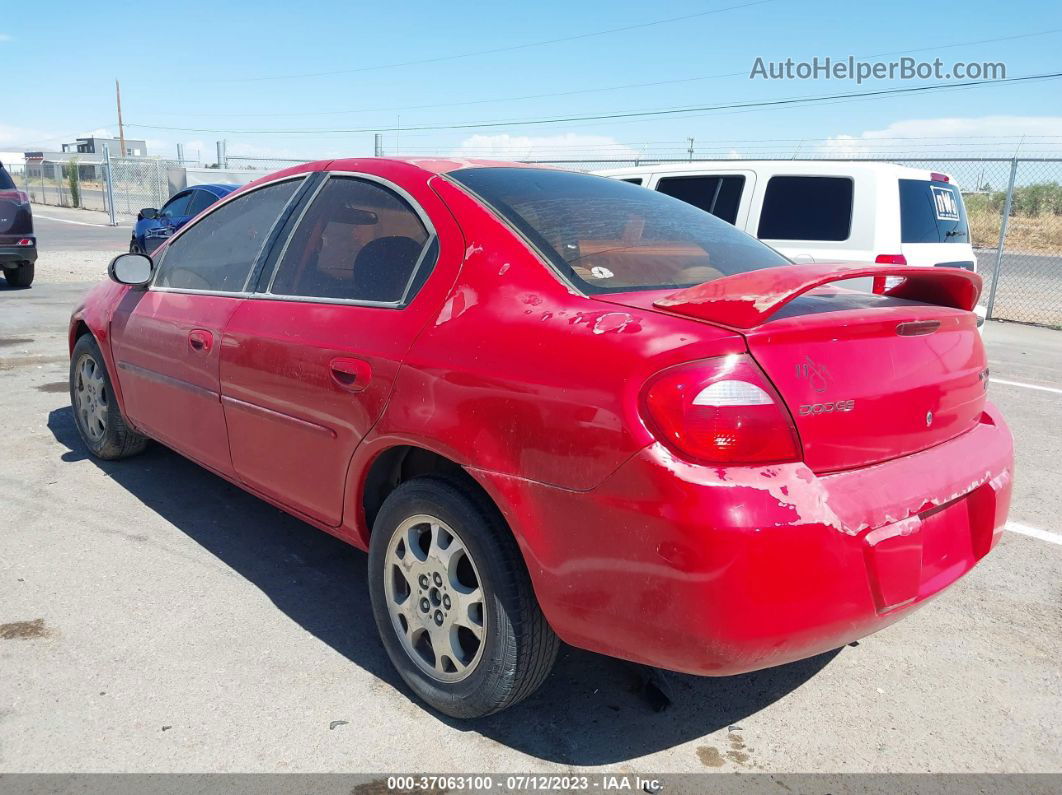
[69,334,148,460]
[3,262,34,288]
[368,476,559,718]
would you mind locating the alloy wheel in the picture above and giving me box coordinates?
[383,514,486,683]
[73,353,108,443]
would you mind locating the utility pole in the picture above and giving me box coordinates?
[115,79,127,157]
[374,133,384,157]
[687,137,695,161]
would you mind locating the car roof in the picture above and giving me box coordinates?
[293,157,551,176]
[593,160,942,181]
[194,183,240,195]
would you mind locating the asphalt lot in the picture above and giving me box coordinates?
[1,211,1060,775]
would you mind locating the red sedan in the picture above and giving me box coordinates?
[69,158,1013,718]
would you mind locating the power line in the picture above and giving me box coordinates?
[126,72,1062,136]
[150,27,1062,118]
[214,0,779,83]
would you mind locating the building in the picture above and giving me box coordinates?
[61,136,147,158]
[24,136,148,180]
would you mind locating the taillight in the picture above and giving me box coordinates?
[872,255,907,293]
[17,238,33,247]
[930,172,950,183]
[642,354,801,465]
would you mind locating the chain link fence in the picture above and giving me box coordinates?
[18,152,1062,327]
[18,156,180,217]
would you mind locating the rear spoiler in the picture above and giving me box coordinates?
[654,263,982,329]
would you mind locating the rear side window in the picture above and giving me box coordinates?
[656,175,745,225]
[620,177,643,186]
[449,167,788,294]
[899,179,970,243]
[0,167,16,190]
[155,179,301,292]
[186,189,217,216]
[757,176,853,241]
[268,176,432,303]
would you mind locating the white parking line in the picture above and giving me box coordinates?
[1006,521,1062,546]
[34,214,120,228]
[991,377,1062,396]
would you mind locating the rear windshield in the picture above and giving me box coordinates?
[0,166,16,190]
[449,167,789,294]
[899,178,969,244]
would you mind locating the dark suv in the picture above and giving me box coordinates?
[0,162,36,287]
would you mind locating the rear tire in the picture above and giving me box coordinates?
[368,476,559,718]
[3,262,34,288]
[69,334,148,460]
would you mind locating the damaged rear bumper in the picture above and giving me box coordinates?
[490,402,1013,676]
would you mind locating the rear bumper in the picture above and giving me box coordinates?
[0,242,36,265]
[483,403,1013,676]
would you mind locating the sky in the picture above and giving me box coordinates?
[2,0,1061,165]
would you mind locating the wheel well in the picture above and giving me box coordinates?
[70,320,91,353]
[362,446,490,534]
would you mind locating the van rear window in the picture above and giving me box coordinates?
[757,176,853,242]
[899,179,969,244]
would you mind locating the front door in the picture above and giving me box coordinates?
[220,173,449,526]
[110,176,307,476]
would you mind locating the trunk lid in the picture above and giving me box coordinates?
[598,262,988,473]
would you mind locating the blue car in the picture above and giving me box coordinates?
[131,183,238,254]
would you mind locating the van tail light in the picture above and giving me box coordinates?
[873,254,907,293]
[642,354,801,465]
[17,238,33,246]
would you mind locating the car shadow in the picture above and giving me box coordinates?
[48,405,840,765]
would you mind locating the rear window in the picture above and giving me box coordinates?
[449,167,788,294]
[899,179,970,243]
[757,175,853,241]
[0,166,16,190]
[655,175,745,225]
[620,177,643,186]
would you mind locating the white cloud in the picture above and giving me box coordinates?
[818,116,1062,158]
[452,133,640,160]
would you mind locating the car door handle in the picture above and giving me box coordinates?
[329,357,372,392]
[188,329,213,353]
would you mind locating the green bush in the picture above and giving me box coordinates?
[66,159,80,208]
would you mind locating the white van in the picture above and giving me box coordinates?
[593,160,984,324]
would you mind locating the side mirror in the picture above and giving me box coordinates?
[108,253,153,287]
[139,207,158,220]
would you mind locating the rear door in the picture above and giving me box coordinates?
[219,172,455,526]
[751,174,876,264]
[110,176,306,475]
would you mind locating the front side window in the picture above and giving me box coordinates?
[268,176,432,303]
[656,175,746,225]
[449,167,788,294]
[155,179,301,292]
[159,192,193,220]
[757,175,853,241]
